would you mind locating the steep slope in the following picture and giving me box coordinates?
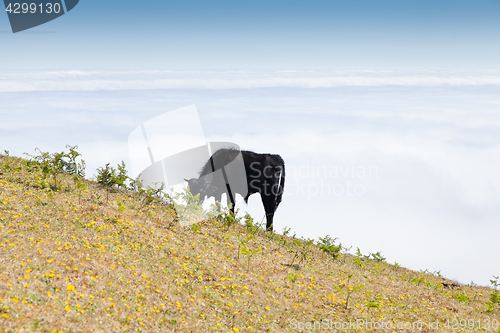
[0,152,499,332]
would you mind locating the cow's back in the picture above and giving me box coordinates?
[241,151,284,196]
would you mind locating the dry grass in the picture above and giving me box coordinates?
[0,153,499,332]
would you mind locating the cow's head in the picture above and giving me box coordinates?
[185,178,218,203]
[185,178,202,197]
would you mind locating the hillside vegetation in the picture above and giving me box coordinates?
[0,148,499,332]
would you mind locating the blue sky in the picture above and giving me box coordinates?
[1,1,500,285]
[1,0,500,69]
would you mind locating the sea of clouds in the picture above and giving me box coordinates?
[2,68,500,92]
[1,68,499,285]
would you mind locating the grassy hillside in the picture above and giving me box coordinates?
[0,150,499,332]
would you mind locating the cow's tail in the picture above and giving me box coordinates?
[275,157,285,209]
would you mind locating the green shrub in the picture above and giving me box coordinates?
[317,235,342,260]
[25,145,86,190]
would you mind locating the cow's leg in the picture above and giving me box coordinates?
[261,193,276,231]
[226,193,235,215]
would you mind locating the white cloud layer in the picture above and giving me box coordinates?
[1,69,500,92]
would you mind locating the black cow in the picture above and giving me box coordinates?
[186,148,285,231]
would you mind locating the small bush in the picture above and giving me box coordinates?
[486,276,500,313]
[25,145,86,190]
[317,235,342,260]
